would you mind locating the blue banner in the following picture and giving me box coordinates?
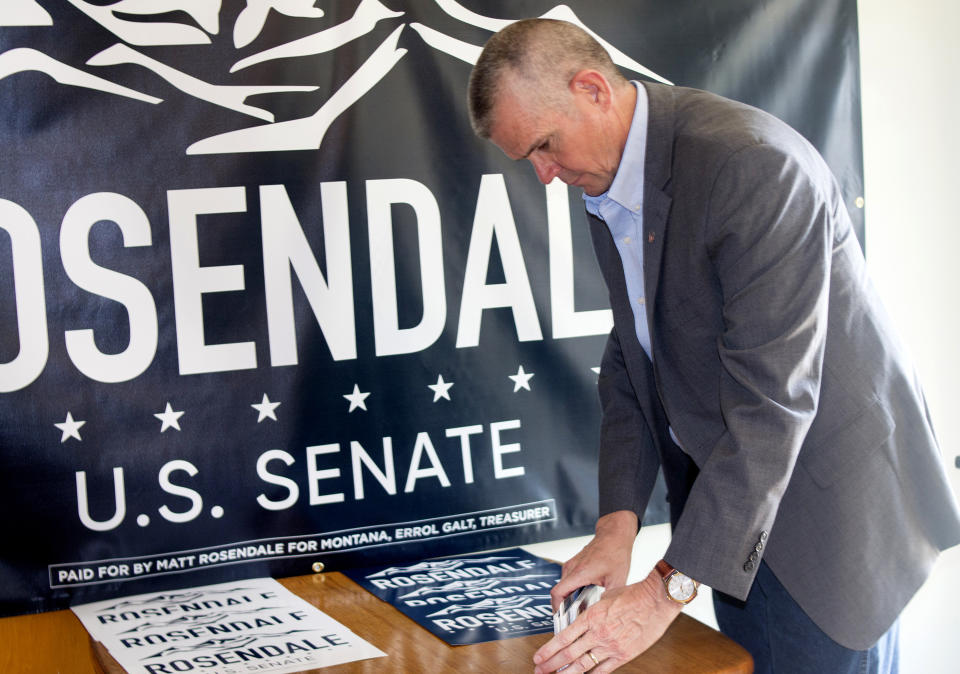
[0,0,863,616]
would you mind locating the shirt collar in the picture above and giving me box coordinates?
[583,81,649,217]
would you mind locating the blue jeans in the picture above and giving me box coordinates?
[712,561,899,674]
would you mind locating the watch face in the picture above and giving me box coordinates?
[667,572,697,601]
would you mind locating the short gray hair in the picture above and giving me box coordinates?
[467,18,626,138]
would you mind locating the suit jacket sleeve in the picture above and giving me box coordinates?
[662,140,835,600]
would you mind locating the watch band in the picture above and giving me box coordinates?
[655,560,699,604]
[655,559,676,580]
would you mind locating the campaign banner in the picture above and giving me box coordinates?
[344,548,560,645]
[0,0,863,616]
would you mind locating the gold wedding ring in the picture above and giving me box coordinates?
[588,651,600,666]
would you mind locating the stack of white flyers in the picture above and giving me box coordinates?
[71,578,386,674]
[553,585,605,633]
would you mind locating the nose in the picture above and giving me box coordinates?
[529,154,560,185]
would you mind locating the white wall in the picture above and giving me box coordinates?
[858,0,960,671]
[529,1,960,670]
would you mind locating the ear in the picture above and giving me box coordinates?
[569,69,613,110]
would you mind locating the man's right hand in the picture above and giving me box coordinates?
[550,510,639,611]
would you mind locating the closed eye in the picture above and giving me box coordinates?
[522,136,550,159]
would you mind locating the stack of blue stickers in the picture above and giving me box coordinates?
[553,584,605,633]
[344,548,561,645]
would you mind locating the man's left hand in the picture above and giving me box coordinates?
[533,568,683,673]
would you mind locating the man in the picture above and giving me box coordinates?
[467,18,960,674]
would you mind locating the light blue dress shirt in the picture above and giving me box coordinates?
[583,82,651,359]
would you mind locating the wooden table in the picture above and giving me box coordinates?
[0,573,752,673]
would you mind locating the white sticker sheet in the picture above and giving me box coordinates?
[71,577,386,674]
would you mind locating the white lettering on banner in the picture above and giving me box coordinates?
[75,460,208,531]
[404,431,451,492]
[0,199,49,392]
[444,424,483,484]
[70,418,529,529]
[351,438,397,500]
[546,179,614,337]
[198,544,284,564]
[478,506,553,527]
[168,186,257,375]
[367,178,446,357]
[60,192,158,383]
[50,500,556,586]
[157,459,203,523]
[76,466,126,531]
[456,173,543,348]
[256,449,299,511]
[491,419,524,479]
[442,517,477,533]
[261,182,357,364]
[257,419,524,511]
[1,178,609,391]
[319,530,391,551]
[307,444,345,505]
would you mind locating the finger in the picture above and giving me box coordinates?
[539,645,601,674]
[579,650,602,671]
[561,554,586,578]
[550,579,572,611]
[582,648,623,674]
[533,619,590,668]
[550,573,587,611]
[553,562,597,600]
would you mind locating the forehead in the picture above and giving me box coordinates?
[488,89,551,160]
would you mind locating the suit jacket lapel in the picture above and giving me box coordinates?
[639,81,674,358]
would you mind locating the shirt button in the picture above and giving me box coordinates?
[637,297,645,306]
[622,236,631,244]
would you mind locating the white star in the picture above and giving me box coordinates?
[154,402,184,432]
[428,375,454,402]
[343,384,370,412]
[55,412,86,443]
[251,393,281,422]
[509,365,535,392]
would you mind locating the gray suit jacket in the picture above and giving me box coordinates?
[591,81,960,649]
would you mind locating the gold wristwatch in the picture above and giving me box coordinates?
[655,559,699,604]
